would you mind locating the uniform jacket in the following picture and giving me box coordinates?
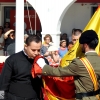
[42,52,100,100]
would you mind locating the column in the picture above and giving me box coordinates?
[26,0,76,47]
[15,0,24,52]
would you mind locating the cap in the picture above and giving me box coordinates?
[79,30,98,44]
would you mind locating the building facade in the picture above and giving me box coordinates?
[0,0,99,52]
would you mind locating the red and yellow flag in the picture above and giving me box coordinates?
[31,6,100,100]
[42,6,100,100]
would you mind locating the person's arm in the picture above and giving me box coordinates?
[0,57,12,91]
[4,29,14,39]
[37,58,80,77]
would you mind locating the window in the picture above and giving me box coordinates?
[4,6,34,23]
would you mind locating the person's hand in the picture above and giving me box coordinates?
[36,58,46,69]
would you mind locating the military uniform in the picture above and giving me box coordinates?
[42,52,100,100]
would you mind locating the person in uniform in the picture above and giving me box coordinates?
[0,35,43,100]
[36,30,100,100]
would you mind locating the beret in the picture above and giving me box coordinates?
[79,30,98,44]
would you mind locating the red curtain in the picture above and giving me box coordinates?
[0,62,4,73]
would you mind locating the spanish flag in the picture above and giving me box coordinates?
[32,6,100,100]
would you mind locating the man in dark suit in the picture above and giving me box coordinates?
[36,30,100,100]
[0,35,43,100]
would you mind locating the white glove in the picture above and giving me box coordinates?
[37,58,46,69]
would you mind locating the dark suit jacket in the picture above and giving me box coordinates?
[42,52,100,100]
[0,51,42,99]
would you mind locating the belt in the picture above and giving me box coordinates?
[76,89,100,99]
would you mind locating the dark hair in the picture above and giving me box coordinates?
[25,34,42,46]
[36,30,42,38]
[72,28,82,36]
[4,22,10,28]
[60,33,69,46]
[0,26,4,33]
[60,33,67,40]
[87,38,98,49]
[8,31,15,37]
[62,33,67,36]
[68,41,73,45]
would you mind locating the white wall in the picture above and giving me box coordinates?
[27,0,76,47]
[60,3,92,41]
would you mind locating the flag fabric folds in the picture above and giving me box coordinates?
[42,76,75,100]
[32,55,75,100]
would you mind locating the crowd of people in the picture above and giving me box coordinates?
[0,27,100,100]
[0,22,15,56]
[40,28,82,67]
[0,22,82,65]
